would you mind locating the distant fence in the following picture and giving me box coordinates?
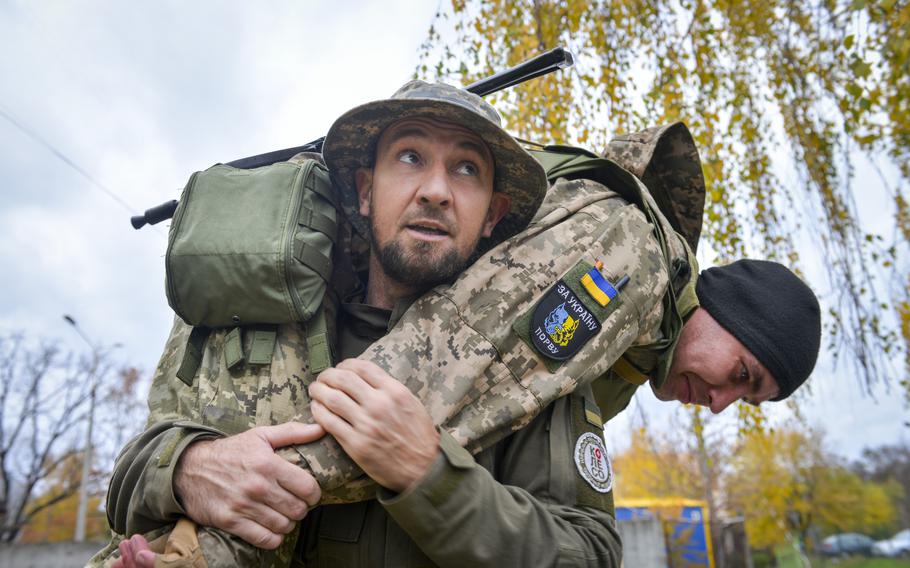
[618,517,669,568]
[0,541,103,568]
[617,517,753,568]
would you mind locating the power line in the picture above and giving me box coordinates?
[0,104,138,215]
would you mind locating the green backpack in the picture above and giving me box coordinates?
[165,157,337,382]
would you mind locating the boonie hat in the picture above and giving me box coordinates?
[323,80,548,243]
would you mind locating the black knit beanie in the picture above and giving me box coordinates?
[695,259,821,401]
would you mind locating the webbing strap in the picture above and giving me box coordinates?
[295,241,332,282]
[306,305,332,374]
[298,208,337,242]
[308,169,338,206]
[224,327,244,370]
[249,327,278,365]
[176,326,210,386]
[612,355,651,386]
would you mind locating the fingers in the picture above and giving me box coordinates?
[210,499,296,549]
[134,549,156,568]
[208,474,303,534]
[315,366,376,403]
[226,518,286,550]
[309,380,362,424]
[256,421,325,450]
[311,399,356,442]
[336,358,395,388]
[273,459,322,509]
[116,538,132,568]
[248,475,316,523]
[114,535,155,568]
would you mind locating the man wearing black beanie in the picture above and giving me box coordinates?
[652,259,822,412]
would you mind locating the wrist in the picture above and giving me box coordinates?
[393,430,442,493]
[173,438,214,505]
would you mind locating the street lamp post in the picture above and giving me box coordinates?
[63,315,98,543]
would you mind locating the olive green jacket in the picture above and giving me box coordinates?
[297,385,620,567]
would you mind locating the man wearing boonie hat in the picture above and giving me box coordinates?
[103,80,822,568]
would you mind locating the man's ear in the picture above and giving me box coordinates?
[355,168,373,217]
[481,193,512,238]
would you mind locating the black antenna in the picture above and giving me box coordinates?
[132,47,575,229]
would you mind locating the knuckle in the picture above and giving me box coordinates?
[288,502,308,521]
[221,516,239,532]
[349,438,369,456]
[280,517,297,534]
[303,475,320,498]
[243,479,269,501]
[249,455,275,476]
[391,386,411,404]
[253,531,281,550]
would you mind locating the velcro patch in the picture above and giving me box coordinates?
[529,280,601,360]
[574,432,613,494]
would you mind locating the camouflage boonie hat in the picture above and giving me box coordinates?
[323,80,548,243]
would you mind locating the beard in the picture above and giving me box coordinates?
[371,231,474,289]
[369,203,481,289]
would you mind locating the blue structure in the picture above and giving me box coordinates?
[617,498,715,568]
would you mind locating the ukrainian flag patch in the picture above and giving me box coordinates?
[580,268,618,307]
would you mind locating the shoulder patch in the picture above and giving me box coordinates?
[574,432,613,493]
[530,280,601,360]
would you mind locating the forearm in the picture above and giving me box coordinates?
[107,420,224,535]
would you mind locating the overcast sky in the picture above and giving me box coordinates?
[1,0,906,469]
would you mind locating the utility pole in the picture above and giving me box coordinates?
[63,315,98,543]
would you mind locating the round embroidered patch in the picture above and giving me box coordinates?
[574,432,613,493]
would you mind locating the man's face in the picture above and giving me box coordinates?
[652,307,780,413]
[355,117,511,288]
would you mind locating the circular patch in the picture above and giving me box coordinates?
[574,432,613,493]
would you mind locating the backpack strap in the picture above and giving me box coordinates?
[306,303,333,375]
[176,326,211,386]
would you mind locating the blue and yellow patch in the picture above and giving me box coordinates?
[580,267,619,307]
[514,259,628,368]
[530,280,601,360]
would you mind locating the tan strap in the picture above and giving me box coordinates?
[612,355,651,386]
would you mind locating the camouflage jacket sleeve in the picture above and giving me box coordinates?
[380,385,621,567]
[106,419,223,536]
[100,177,665,565]
[104,313,327,536]
[360,176,668,454]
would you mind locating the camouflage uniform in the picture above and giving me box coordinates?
[89,77,703,566]
[89,167,683,567]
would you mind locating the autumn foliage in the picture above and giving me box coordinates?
[417,0,910,398]
[612,421,901,551]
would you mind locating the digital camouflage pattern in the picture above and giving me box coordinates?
[322,80,548,245]
[601,122,706,254]
[90,116,707,567]
[90,174,672,568]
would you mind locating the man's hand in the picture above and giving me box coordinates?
[309,359,440,493]
[112,534,154,568]
[174,422,324,549]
